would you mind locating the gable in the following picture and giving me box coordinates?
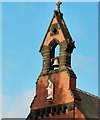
[43,17,65,46]
[39,10,74,52]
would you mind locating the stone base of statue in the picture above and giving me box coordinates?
[47,97,54,103]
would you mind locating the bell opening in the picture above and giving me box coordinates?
[50,43,60,71]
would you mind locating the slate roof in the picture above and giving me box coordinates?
[76,88,100,119]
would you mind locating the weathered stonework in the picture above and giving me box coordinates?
[26,2,87,120]
[27,102,75,120]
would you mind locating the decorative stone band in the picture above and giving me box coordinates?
[27,102,75,120]
[40,67,76,79]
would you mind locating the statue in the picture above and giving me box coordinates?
[46,79,54,100]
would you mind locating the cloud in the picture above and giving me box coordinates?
[2,89,35,118]
[5,60,17,70]
[3,60,17,77]
[72,54,97,73]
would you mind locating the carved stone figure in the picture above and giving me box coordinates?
[46,79,54,100]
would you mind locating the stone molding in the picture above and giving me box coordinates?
[27,102,75,120]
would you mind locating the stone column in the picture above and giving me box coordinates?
[41,45,50,75]
[59,41,68,70]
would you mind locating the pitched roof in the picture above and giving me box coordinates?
[76,88,100,119]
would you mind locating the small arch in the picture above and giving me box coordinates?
[49,38,59,48]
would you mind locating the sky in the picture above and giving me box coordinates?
[1,1,98,118]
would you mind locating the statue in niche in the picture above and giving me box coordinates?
[46,79,54,100]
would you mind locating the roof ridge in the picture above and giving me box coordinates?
[54,10,73,42]
[76,88,100,100]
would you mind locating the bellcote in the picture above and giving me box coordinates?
[39,2,76,76]
[27,3,78,119]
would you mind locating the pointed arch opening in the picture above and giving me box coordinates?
[49,39,60,70]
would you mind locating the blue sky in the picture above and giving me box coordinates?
[2,2,98,118]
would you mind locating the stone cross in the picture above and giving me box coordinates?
[56,0,62,13]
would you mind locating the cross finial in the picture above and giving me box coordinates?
[56,0,62,13]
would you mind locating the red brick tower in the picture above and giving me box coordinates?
[27,1,86,120]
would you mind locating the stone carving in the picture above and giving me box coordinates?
[46,79,54,100]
